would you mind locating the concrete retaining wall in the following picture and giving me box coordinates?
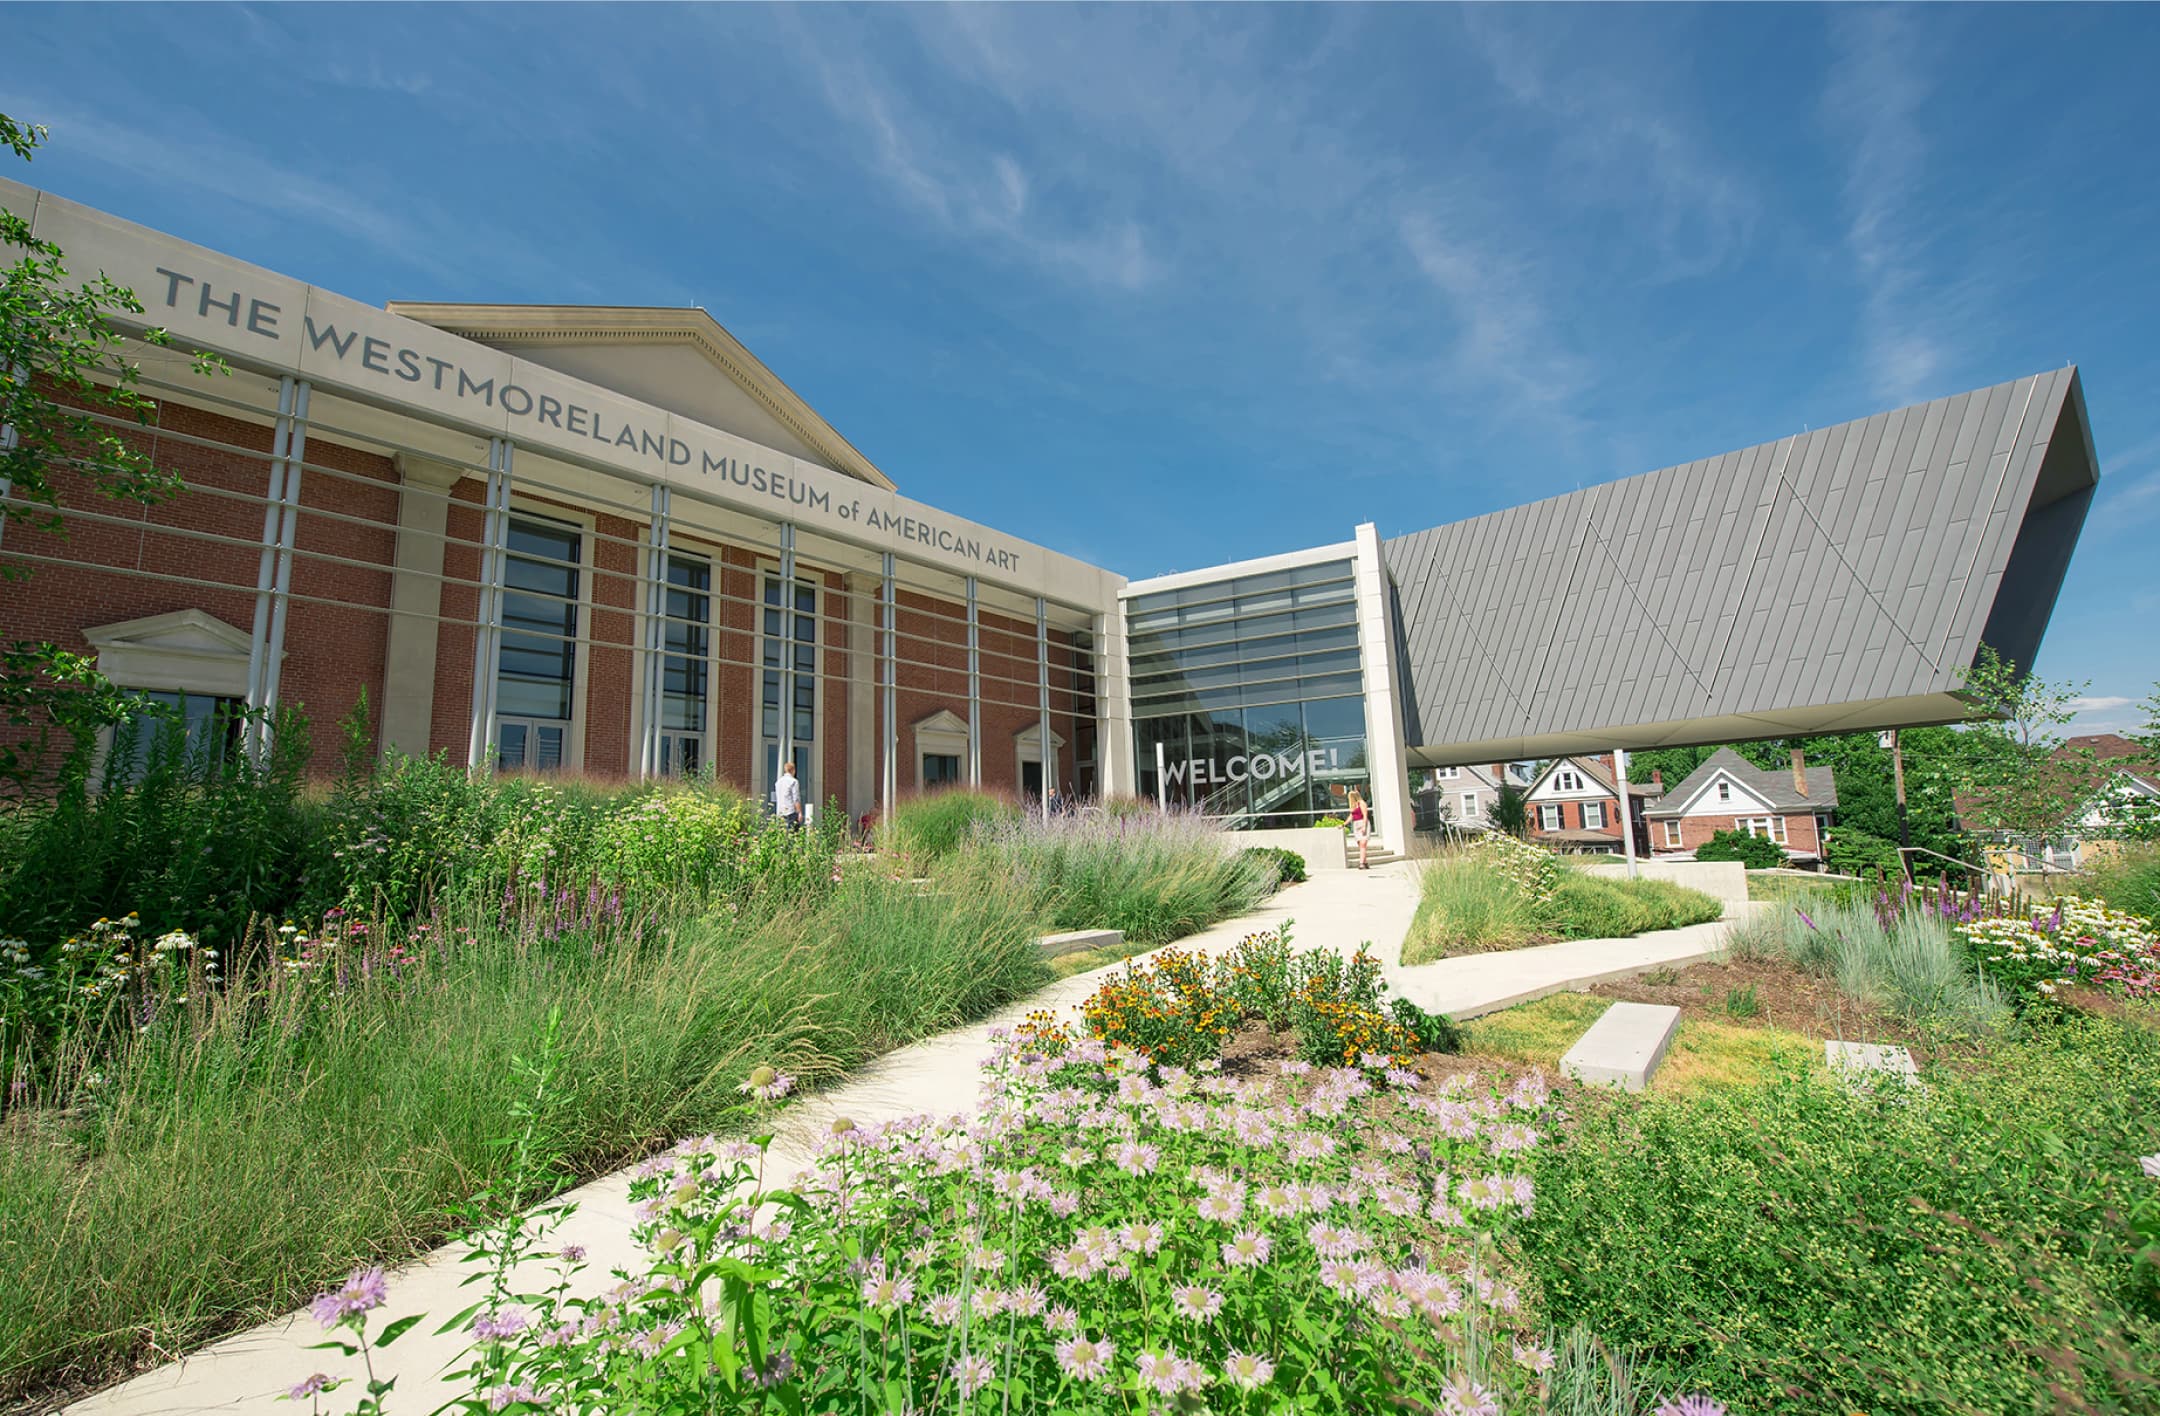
[1582,858,1747,907]
[1221,826,1348,872]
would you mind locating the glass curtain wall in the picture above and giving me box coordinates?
[1127,559,1368,828]
[760,573,817,803]
[496,514,581,772]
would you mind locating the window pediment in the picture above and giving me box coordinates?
[83,609,256,698]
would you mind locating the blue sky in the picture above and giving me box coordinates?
[7,3,2158,731]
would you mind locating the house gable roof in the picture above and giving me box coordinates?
[1645,746,1839,818]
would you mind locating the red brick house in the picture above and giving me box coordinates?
[1522,753,1663,854]
[1643,747,1837,863]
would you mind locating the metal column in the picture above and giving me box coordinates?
[881,552,897,818]
[639,483,673,779]
[777,522,796,790]
[965,575,981,788]
[465,438,513,771]
[243,376,309,763]
[1037,595,1053,820]
[0,362,22,552]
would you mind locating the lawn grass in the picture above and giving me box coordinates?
[1744,869,1861,907]
[1461,991,1819,1095]
[1403,850,1723,965]
[0,859,1051,1402]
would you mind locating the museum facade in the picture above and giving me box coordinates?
[0,178,2100,855]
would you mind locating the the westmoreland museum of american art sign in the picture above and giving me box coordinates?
[2,179,1107,602]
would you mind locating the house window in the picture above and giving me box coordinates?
[761,573,818,804]
[1461,791,1478,820]
[1582,801,1605,830]
[1435,766,1459,780]
[497,514,581,772]
[922,753,961,787]
[1556,769,1583,792]
[1662,820,1683,848]
[1741,816,1787,843]
[657,553,711,777]
[1716,781,1732,804]
[1539,804,1563,832]
[108,690,244,783]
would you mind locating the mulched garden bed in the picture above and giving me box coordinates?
[1583,955,1928,1053]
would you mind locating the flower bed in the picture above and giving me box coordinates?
[1953,894,2160,1005]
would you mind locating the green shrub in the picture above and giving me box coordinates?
[1238,845,1307,884]
[1405,851,1540,962]
[0,861,1051,1400]
[880,789,1019,862]
[1824,826,1902,879]
[1695,828,1786,869]
[2084,843,2160,920]
[1518,1017,2160,1413]
[1544,874,1722,940]
[1404,846,1721,964]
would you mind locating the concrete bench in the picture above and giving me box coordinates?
[1038,929,1123,960]
[1561,1002,1681,1091]
[1825,1040,1918,1087]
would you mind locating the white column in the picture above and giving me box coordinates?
[965,575,981,789]
[244,377,310,763]
[1096,606,1135,798]
[1037,595,1053,819]
[1352,521,1416,857]
[881,553,897,818]
[378,455,464,760]
[1615,745,1639,878]
[465,439,513,771]
[777,522,796,785]
[638,484,673,778]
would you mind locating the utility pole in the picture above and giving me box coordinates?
[1883,728,1911,854]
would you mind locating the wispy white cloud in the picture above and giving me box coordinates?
[1398,209,1589,416]
[1823,8,1955,405]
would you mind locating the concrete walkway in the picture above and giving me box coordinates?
[66,864,1751,1414]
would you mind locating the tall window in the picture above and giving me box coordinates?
[107,690,243,784]
[1556,769,1583,792]
[658,553,711,777]
[496,515,580,772]
[1582,801,1605,830]
[1539,804,1563,832]
[762,573,817,804]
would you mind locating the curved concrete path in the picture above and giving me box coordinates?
[65,864,1750,1415]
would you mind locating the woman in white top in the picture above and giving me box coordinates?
[1347,787,1370,870]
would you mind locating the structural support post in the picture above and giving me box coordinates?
[881,553,897,820]
[639,483,673,779]
[0,361,22,552]
[244,376,309,763]
[965,575,982,789]
[1037,595,1053,821]
[465,438,513,771]
[1614,745,1638,879]
[777,521,796,792]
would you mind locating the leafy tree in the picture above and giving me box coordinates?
[1486,781,1529,838]
[1624,745,1712,786]
[1694,828,1785,869]
[1944,645,2096,841]
[0,113,225,794]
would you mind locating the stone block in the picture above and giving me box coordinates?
[1561,1001,1681,1091]
[1825,1040,1918,1087]
[1038,928,1123,959]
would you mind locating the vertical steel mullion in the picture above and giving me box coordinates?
[881,552,897,819]
[242,375,298,760]
[777,522,796,792]
[0,361,24,552]
[256,382,311,758]
[966,576,981,788]
[1037,595,1052,820]
[641,484,672,778]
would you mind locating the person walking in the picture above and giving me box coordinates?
[774,758,803,832]
[1347,787,1371,870]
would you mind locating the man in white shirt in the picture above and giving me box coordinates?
[773,759,803,830]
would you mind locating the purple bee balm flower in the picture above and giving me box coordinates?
[1223,1351,1277,1391]
[1055,1334,1114,1381]
[1653,1399,1727,1416]
[288,1373,333,1399]
[1439,1373,1501,1416]
[310,1266,388,1328]
[950,1352,995,1397]
[1170,1283,1225,1322]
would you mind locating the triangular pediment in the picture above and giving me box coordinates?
[383,303,896,491]
[915,709,969,736]
[83,609,255,697]
[85,609,252,658]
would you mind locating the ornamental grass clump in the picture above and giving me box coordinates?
[334,1023,1589,1414]
[973,809,1281,947]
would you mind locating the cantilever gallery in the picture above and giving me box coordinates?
[0,178,2101,858]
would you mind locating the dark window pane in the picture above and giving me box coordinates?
[1301,696,1366,741]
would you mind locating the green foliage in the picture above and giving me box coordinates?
[1721,983,1761,1020]
[1948,644,2100,839]
[879,789,1019,862]
[0,860,1053,1398]
[1239,845,1307,883]
[1694,828,1786,869]
[2084,843,2160,920]
[1390,995,1465,1053]
[1724,897,2010,1036]
[1486,781,1530,837]
[1824,825,1902,878]
[1517,1017,2160,1413]
[1405,846,1721,964]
